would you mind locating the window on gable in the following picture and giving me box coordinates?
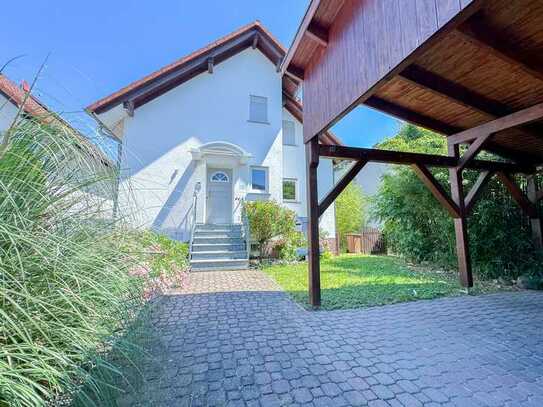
[283,178,297,201]
[249,95,268,123]
[251,167,268,192]
[282,120,296,145]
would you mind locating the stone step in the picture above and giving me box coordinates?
[190,258,249,271]
[195,223,242,231]
[191,250,247,260]
[193,237,244,245]
[192,243,246,252]
[194,230,243,238]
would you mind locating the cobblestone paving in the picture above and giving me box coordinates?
[133,269,543,406]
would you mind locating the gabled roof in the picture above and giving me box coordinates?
[87,21,285,114]
[87,21,341,146]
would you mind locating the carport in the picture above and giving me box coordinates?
[281,0,543,307]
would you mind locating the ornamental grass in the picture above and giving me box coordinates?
[0,118,151,406]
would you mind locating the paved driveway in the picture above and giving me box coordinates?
[132,269,543,406]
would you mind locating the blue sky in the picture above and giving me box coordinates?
[0,0,400,150]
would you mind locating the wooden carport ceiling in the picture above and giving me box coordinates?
[283,0,543,164]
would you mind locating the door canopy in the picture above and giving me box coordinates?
[190,141,252,165]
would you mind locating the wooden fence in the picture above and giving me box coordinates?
[346,228,386,254]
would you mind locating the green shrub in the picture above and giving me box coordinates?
[372,124,542,279]
[0,119,149,406]
[335,180,367,251]
[244,200,297,259]
[274,231,307,261]
[134,230,189,278]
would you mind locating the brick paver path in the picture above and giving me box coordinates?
[133,269,543,406]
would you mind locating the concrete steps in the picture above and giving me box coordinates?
[190,224,248,271]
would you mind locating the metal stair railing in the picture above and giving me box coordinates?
[240,198,251,260]
[188,183,201,261]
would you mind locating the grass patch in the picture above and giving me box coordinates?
[263,254,515,310]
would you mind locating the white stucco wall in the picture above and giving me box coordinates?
[0,93,20,134]
[112,47,335,241]
[282,109,336,238]
[355,163,389,196]
[117,48,283,240]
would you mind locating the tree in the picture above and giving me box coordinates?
[336,181,367,251]
[244,200,297,259]
[372,124,542,279]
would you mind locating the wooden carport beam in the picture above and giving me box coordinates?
[364,97,540,165]
[318,159,367,216]
[305,22,328,48]
[319,145,533,174]
[364,96,461,135]
[398,65,543,142]
[456,15,543,83]
[399,65,509,116]
[285,65,304,82]
[447,102,543,145]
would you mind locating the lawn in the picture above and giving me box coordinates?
[263,254,512,310]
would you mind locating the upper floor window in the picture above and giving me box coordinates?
[250,166,268,192]
[282,120,296,145]
[249,95,268,123]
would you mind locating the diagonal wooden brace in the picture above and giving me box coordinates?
[464,170,494,215]
[496,171,537,218]
[318,159,367,216]
[411,163,460,218]
[456,133,494,171]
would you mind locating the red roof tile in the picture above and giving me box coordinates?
[0,74,50,119]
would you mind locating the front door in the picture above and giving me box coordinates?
[206,169,233,224]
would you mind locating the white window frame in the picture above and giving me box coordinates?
[282,120,296,146]
[210,171,230,183]
[248,95,269,124]
[250,166,269,193]
[282,178,298,202]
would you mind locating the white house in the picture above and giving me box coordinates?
[87,22,339,268]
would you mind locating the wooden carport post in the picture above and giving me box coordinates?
[306,137,321,307]
[527,175,543,250]
[448,143,473,288]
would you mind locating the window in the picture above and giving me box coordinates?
[249,95,268,123]
[251,167,268,192]
[210,171,229,183]
[283,178,297,201]
[282,120,296,145]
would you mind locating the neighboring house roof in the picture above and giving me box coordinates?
[86,21,341,146]
[0,74,51,119]
[0,74,113,167]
